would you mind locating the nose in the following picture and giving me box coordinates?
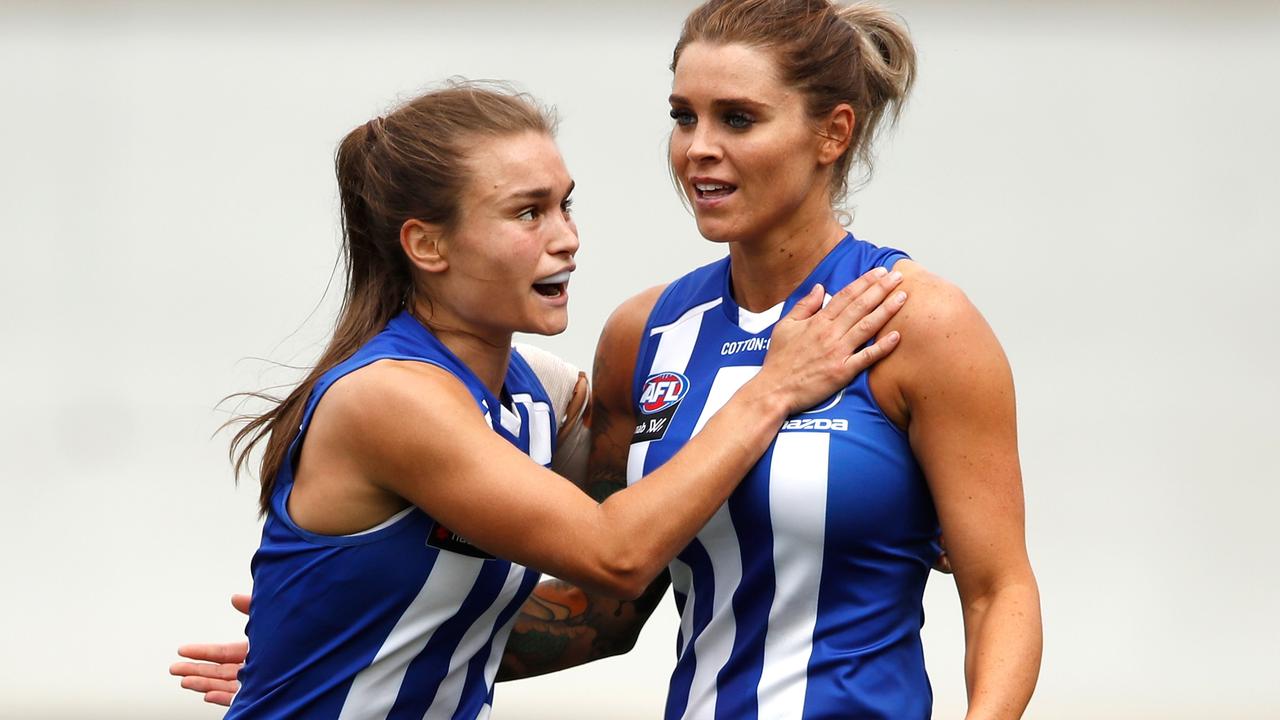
[686,123,721,165]
[548,210,579,258]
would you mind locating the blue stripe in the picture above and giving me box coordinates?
[387,562,511,719]
[452,568,541,720]
[663,541,715,720]
[713,448,778,720]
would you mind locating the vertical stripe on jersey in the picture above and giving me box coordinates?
[336,552,481,719]
[628,308,707,485]
[510,394,553,465]
[669,559,696,658]
[464,569,541,719]
[689,366,760,436]
[676,366,757,720]
[419,564,528,720]
[679,507,743,720]
[387,560,515,719]
[756,432,830,720]
[664,541,715,720]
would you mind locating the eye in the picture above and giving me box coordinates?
[516,207,539,222]
[669,108,696,127]
[561,197,575,215]
[723,111,754,130]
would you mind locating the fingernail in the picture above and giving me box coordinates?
[813,283,824,295]
[873,267,888,278]
[887,331,900,343]
[889,271,903,283]
[895,291,907,304]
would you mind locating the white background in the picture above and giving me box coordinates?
[1,1,1277,718]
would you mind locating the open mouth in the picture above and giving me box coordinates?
[694,181,737,200]
[533,270,571,298]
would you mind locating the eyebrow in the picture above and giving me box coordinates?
[506,179,575,203]
[669,94,769,111]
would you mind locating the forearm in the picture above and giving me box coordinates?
[961,578,1043,720]
[592,382,787,593]
[497,572,669,681]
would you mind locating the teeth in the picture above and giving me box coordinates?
[536,270,572,285]
[696,183,733,192]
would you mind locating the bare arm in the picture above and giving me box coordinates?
[500,287,672,680]
[891,264,1042,719]
[332,270,904,600]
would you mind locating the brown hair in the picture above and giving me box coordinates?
[672,0,916,202]
[228,81,555,514]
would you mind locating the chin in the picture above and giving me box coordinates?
[525,315,569,337]
[695,216,747,245]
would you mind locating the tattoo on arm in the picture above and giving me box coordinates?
[498,306,672,681]
[498,570,671,681]
[499,352,670,680]
[581,400,629,503]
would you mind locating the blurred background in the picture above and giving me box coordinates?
[1,1,1277,718]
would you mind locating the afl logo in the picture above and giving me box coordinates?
[639,372,689,415]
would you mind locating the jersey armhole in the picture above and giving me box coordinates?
[630,280,689,409]
[270,355,460,547]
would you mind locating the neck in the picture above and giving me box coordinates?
[727,208,847,312]
[409,301,512,396]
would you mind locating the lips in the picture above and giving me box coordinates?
[691,177,737,202]
[533,269,572,298]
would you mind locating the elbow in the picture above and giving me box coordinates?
[577,537,659,600]
[587,554,655,601]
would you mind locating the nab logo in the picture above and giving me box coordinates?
[427,522,494,560]
[639,372,689,415]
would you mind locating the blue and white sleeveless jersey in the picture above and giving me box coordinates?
[628,234,941,720]
[228,311,552,720]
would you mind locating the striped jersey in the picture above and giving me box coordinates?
[627,234,941,720]
[228,311,551,720]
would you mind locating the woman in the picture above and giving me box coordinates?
[177,1,1041,717]
[503,1,1041,718]
[190,79,907,719]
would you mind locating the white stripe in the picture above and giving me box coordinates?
[476,572,532,713]
[651,310,705,375]
[679,505,742,720]
[510,394,553,465]
[337,553,485,720]
[628,311,705,486]
[649,298,722,336]
[422,564,528,720]
[626,441,649,487]
[689,366,760,436]
[756,432,830,720]
[669,558,696,658]
[498,403,522,438]
[678,365,754,720]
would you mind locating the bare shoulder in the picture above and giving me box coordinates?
[598,285,667,352]
[877,260,1012,418]
[290,359,485,533]
[593,284,667,409]
[316,359,480,443]
[890,260,986,341]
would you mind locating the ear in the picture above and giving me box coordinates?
[816,103,856,166]
[400,218,448,274]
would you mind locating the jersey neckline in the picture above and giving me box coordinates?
[718,232,857,335]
